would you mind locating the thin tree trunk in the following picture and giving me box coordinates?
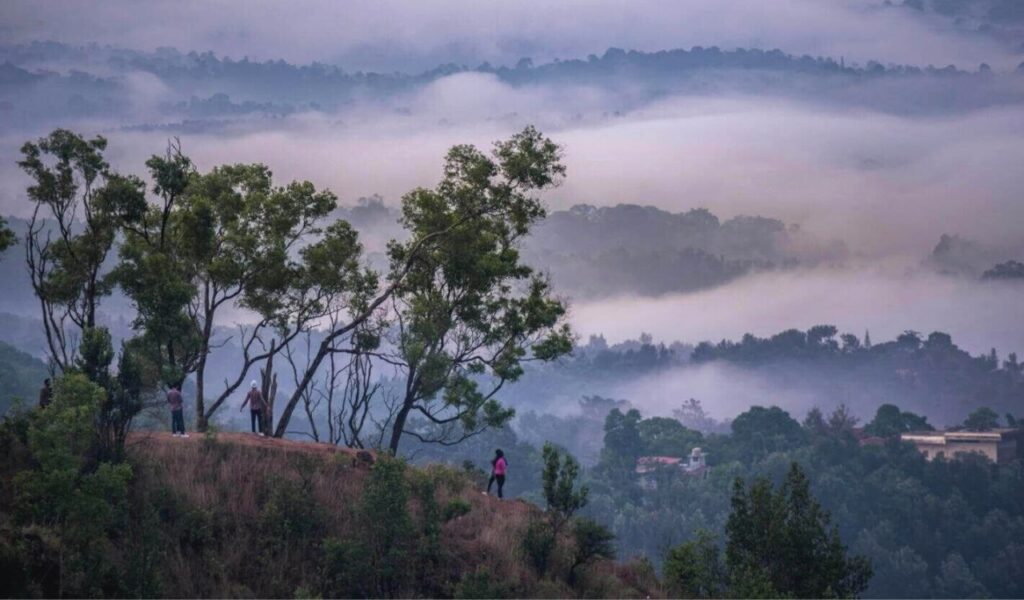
[261,340,276,435]
[388,402,413,454]
[275,341,329,437]
[195,283,214,432]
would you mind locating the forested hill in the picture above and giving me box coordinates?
[0,202,843,312]
[524,204,845,298]
[2,41,1022,130]
[489,326,1022,432]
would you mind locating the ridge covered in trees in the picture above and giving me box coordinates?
[2,40,1022,130]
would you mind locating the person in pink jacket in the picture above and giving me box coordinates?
[486,449,507,498]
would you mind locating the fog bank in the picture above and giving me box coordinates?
[570,265,1024,358]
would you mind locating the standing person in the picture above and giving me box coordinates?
[167,384,188,438]
[485,449,507,498]
[240,381,266,436]
[38,378,52,409]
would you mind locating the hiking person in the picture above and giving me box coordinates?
[167,384,188,438]
[38,378,52,409]
[485,449,507,498]
[240,381,266,436]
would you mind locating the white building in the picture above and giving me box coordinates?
[901,429,1022,464]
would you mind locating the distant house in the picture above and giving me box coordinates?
[852,427,886,447]
[901,429,1022,464]
[636,447,709,489]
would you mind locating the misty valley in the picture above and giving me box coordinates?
[1,1,1024,599]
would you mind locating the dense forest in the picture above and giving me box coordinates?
[407,398,1024,598]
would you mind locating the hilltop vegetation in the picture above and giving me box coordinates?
[0,395,652,598]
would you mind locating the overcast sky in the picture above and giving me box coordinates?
[0,0,1016,71]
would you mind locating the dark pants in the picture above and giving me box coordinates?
[171,409,185,434]
[250,409,263,433]
[487,474,505,498]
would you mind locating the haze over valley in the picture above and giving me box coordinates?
[2,2,1024,598]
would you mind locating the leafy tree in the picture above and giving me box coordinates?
[10,374,134,597]
[1003,352,1022,376]
[826,404,859,437]
[541,442,589,535]
[638,416,703,456]
[725,463,872,598]
[864,403,932,437]
[521,520,557,577]
[273,127,572,444]
[111,145,199,389]
[601,408,643,466]
[840,333,860,352]
[18,129,124,369]
[567,517,615,585]
[808,324,839,349]
[382,126,572,452]
[663,531,726,598]
[896,330,922,350]
[0,216,15,256]
[178,163,368,431]
[72,328,147,462]
[729,406,807,461]
[115,145,372,430]
[358,456,415,596]
[803,406,828,437]
[963,406,999,431]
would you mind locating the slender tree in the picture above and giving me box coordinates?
[381,126,573,452]
[18,129,124,369]
[272,126,573,444]
[114,145,373,430]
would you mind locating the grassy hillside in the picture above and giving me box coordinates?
[1,425,658,598]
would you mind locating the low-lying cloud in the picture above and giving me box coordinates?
[570,265,1024,358]
[7,77,1022,256]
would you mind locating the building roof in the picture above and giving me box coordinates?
[636,455,683,474]
[901,428,1021,444]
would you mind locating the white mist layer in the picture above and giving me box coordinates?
[569,265,1024,358]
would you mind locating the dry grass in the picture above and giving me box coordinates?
[128,431,372,516]
[123,431,646,598]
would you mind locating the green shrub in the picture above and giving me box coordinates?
[443,498,472,522]
[568,517,615,585]
[522,520,557,576]
[320,537,367,598]
[455,566,514,599]
[361,456,414,597]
